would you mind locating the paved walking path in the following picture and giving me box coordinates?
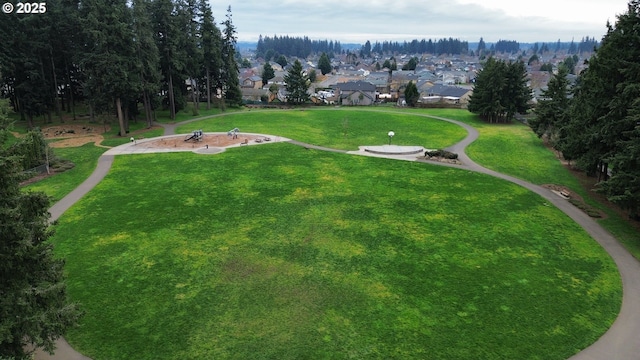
[35,114,640,360]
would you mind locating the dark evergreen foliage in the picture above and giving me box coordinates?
[477,37,486,53]
[220,6,242,107]
[284,60,309,105]
[318,52,332,75]
[402,57,419,71]
[404,81,419,107]
[468,57,531,123]
[261,62,275,87]
[530,66,571,143]
[0,0,233,126]
[556,0,640,217]
[256,35,342,59]
[0,99,82,359]
[370,37,469,55]
[197,0,223,110]
[275,55,288,69]
[494,40,520,53]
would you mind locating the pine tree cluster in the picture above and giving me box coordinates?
[0,0,242,135]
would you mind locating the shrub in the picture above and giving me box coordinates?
[425,149,458,159]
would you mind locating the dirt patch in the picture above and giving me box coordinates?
[49,135,105,148]
[541,183,607,219]
[37,124,109,148]
[539,139,639,225]
[42,124,106,139]
[421,156,463,165]
[138,133,272,149]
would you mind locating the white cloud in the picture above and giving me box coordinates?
[211,0,630,43]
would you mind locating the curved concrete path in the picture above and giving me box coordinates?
[36,113,640,360]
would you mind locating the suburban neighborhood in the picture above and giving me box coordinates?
[236,44,587,108]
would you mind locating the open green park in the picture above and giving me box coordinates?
[27,108,628,359]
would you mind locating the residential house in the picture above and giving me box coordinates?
[334,80,377,106]
[365,71,392,94]
[423,85,472,105]
[242,75,263,89]
[241,88,271,103]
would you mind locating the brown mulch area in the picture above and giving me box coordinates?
[138,134,271,149]
[20,123,112,148]
[19,123,161,148]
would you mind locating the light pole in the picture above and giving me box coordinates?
[388,131,395,145]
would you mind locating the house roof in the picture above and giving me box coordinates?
[427,85,471,98]
[341,90,375,101]
[243,75,262,82]
[335,80,376,92]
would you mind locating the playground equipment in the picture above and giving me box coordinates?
[185,129,203,142]
[227,127,240,139]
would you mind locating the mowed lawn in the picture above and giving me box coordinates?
[24,143,108,202]
[52,143,620,360]
[176,108,467,151]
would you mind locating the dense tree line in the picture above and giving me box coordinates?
[575,36,600,53]
[0,0,242,135]
[493,40,520,54]
[532,1,640,218]
[369,38,469,55]
[256,35,343,60]
[0,99,82,359]
[467,57,531,123]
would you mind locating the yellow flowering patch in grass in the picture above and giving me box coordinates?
[53,140,620,360]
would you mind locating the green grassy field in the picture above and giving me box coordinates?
[407,109,640,259]
[176,108,467,151]
[23,143,108,203]
[52,143,620,360]
[153,103,239,124]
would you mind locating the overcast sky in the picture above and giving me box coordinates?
[210,0,629,44]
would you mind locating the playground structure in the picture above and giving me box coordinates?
[227,127,240,139]
[185,129,204,142]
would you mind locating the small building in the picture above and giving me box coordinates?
[334,80,377,106]
[241,88,271,103]
[242,76,263,89]
[423,85,473,105]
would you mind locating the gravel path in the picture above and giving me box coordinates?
[35,114,639,360]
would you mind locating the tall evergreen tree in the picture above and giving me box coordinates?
[48,0,84,121]
[132,0,161,127]
[501,60,531,120]
[361,40,372,57]
[404,81,419,107]
[5,11,55,127]
[561,0,640,216]
[275,54,288,69]
[78,0,138,135]
[468,57,531,123]
[0,99,82,359]
[477,37,486,55]
[197,0,222,110]
[318,52,332,75]
[261,62,275,87]
[152,0,188,120]
[284,60,309,105]
[220,6,242,107]
[468,57,507,123]
[530,65,571,144]
[177,0,202,113]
